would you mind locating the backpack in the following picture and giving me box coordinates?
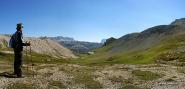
[8,33,17,48]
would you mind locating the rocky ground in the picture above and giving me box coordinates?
[0,61,185,89]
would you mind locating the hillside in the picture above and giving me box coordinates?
[78,18,185,64]
[0,35,77,59]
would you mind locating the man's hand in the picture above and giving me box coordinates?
[27,43,31,46]
[26,41,31,46]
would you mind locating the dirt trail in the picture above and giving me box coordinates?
[0,63,185,89]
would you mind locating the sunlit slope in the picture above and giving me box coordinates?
[77,18,185,64]
[0,35,77,59]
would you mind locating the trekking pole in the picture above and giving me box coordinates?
[29,41,34,77]
[26,41,29,73]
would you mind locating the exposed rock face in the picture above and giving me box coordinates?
[0,35,9,49]
[25,38,77,58]
[59,41,103,54]
[49,36,103,54]
[171,18,185,28]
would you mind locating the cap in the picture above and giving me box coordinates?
[16,23,24,29]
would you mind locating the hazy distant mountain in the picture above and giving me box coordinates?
[49,36,103,54]
[59,41,103,54]
[101,39,107,44]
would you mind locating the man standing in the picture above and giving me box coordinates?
[13,23,30,78]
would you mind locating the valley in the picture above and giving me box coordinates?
[0,18,185,89]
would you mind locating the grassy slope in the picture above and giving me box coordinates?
[2,33,185,65]
[73,33,185,65]
[0,48,68,64]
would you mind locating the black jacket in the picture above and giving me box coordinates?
[13,31,26,52]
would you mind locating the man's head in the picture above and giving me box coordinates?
[16,23,24,31]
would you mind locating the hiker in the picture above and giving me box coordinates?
[12,23,30,78]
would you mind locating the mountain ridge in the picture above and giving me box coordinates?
[79,18,185,64]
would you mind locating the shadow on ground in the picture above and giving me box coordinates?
[0,72,18,78]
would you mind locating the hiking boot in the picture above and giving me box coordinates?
[17,75,25,78]
[11,75,18,78]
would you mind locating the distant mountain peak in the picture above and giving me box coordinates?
[101,39,107,43]
[49,36,103,54]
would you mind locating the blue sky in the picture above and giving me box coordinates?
[0,0,184,42]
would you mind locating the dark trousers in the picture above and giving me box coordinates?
[13,50,23,76]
